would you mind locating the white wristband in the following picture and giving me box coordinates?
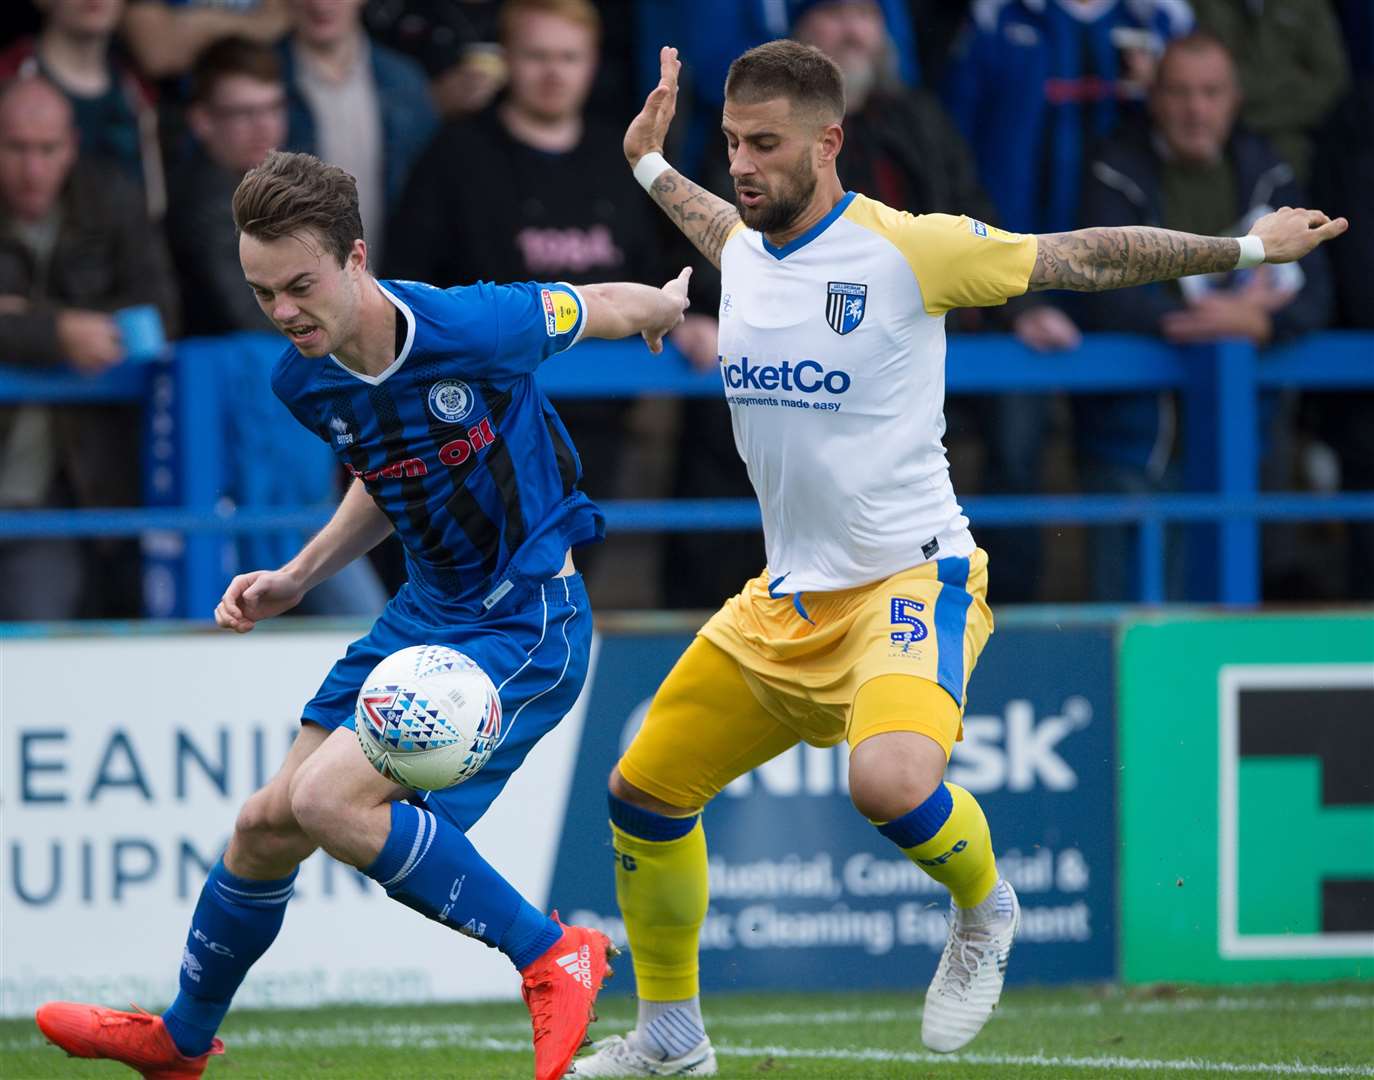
[633,152,672,193]
[1236,234,1266,270]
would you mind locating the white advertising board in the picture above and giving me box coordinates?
[0,628,589,1017]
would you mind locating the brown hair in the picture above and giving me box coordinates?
[189,36,282,104]
[725,39,844,123]
[498,0,601,45]
[232,150,362,267]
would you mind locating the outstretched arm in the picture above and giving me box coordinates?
[625,46,741,270]
[1029,207,1349,292]
[215,480,393,632]
[580,268,692,354]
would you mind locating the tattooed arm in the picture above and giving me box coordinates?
[1029,207,1348,292]
[646,170,741,270]
[625,46,743,270]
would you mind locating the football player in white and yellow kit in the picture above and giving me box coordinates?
[569,42,1347,1078]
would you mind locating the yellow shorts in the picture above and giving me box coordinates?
[618,551,994,809]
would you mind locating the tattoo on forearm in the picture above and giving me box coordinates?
[1029,227,1241,292]
[650,170,741,269]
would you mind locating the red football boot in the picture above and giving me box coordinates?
[34,1002,224,1079]
[519,913,617,1080]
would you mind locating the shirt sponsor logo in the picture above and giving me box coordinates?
[826,281,867,335]
[345,417,498,482]
[970,219,989,237]
[721,357,851,394]
[550,290,580,335]
[428,380,475,423]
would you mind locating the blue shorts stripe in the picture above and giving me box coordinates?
[934,556,972,705]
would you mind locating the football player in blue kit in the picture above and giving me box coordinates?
[36,150,692,1080]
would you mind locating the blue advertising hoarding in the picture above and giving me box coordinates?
[550,623,1118,991]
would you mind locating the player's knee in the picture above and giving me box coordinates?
[848,744,944,823]
[608,764,699,815]
[230,787,308,871]
[288,762,348,843]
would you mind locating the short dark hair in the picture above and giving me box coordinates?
[189,36,282,105]
[725,39,844,123]
[232,150,362,267]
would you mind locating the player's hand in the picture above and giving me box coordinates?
[1161,294,1273,346]
[1249,206,1348,264]
[57,309,124,373]
[1012,305,1082,353]
[214,569,306,632]
[643,266,692,354]
[624,45,680,167]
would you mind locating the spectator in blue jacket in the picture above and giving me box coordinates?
[280,0,436,266]
[944,0,1194,236]
[1073,31,1333,600]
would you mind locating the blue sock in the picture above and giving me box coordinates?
[875,782,954,848]
[163,859,296,1058]
[367,801,560,971]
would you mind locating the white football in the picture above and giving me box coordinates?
[354,645,502,791]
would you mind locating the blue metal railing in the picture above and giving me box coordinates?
[2,332,1371,614]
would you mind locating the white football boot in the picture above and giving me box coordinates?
[921,878,1020,1053]
[566,1034,718,1077]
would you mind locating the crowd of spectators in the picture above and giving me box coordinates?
[0,0,1369,619]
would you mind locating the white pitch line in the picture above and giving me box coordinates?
[9,1025,1372,1076]
[717,1044,1374,1076]
[2,994,1370,1051]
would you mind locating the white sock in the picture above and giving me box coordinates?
[956,877,1013,926]
[628,997,706,1060]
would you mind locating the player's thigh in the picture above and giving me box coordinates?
[847,676,960,821]
[617,635,799,812]
[849,674,963,761]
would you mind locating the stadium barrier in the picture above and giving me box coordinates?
[5,609,1368,1015]
[0,610,1117,1014]
[1,332,1372,617]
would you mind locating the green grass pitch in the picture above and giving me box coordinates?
[4,983,1371,1078]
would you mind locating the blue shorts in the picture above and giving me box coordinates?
[302,572,592,831]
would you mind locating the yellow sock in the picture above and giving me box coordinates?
[611,818,708,1001]
[880,782,998,908]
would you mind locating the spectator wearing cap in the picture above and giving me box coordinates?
[0,75,177,619]
[0,0,164,216]
[280,0,437,266]
[1073,32,1334,600]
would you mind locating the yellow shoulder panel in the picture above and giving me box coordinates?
[844,195,1038,316]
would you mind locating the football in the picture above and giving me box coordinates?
[354,645,502,791]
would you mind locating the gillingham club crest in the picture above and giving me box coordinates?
[428,380,475,423]
[826,281,867,335]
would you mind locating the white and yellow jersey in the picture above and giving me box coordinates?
[716,191,1037,593]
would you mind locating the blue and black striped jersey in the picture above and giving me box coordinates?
[271,278,603,615]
